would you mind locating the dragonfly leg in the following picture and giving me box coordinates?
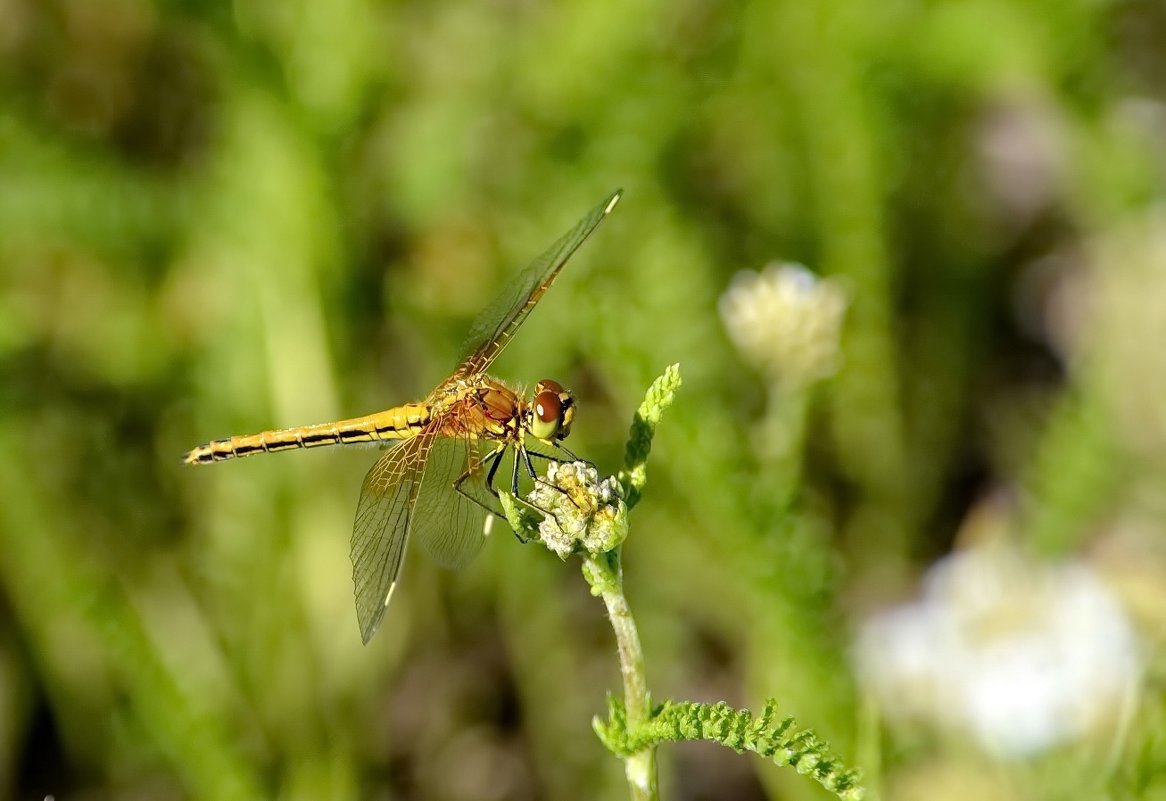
[526,442,595,470]
[452,444,507,516]
[522,446,539,480]
[511,443,522,496]
[486,444,550,542]
[491,443,583,536]
[555,443,595,469]
[451,444,545,544]
[532,476,584,513]
[482,444,507,498]
[520,442,585,513]
[525,444,585,510]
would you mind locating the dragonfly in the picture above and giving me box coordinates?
[185,190,621,643]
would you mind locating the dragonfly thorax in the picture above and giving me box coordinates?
[528,379,575,442]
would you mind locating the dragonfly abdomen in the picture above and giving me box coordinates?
[183,404,431,464]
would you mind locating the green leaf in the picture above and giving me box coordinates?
[619,364,682,508]
[595,697,866,801]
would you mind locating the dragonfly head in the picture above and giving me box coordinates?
[529,379,575,442]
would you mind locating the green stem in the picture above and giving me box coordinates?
[583,549,658,801]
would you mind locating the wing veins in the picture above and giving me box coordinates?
[350,430,435,644]
[455,190,621,379]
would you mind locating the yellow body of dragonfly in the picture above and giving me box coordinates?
[185,190,621,643]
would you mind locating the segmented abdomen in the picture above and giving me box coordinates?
[183,404,431,464]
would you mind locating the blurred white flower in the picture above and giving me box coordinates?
[718,262,847,386]
[855,541,1140,757]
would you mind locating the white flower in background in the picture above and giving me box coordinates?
[718,263,848,386]
[855,541,1140,757]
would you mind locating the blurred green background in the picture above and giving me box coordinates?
[3,1,1166,799]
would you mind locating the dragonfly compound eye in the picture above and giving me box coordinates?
[531,379,575,442]
[530,389,563,441]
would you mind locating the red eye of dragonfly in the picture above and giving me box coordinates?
[531,386,563,440]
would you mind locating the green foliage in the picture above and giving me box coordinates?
[557,365,862,799]
[620,363,682,509]
[595,698,864,801]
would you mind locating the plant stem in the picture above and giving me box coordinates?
[584,549,658,801]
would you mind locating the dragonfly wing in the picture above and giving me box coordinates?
[412,434,499,570]
[456,190,621,377]
[351,433,430,645]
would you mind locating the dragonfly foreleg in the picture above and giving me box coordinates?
[525,442,595,470]
[482,444,507,498]
[519,443,585,514]
[453,443,507,516]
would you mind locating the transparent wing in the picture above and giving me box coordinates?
[413,435,501,569]
[455,190,621,377]
[350,433,431,645]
